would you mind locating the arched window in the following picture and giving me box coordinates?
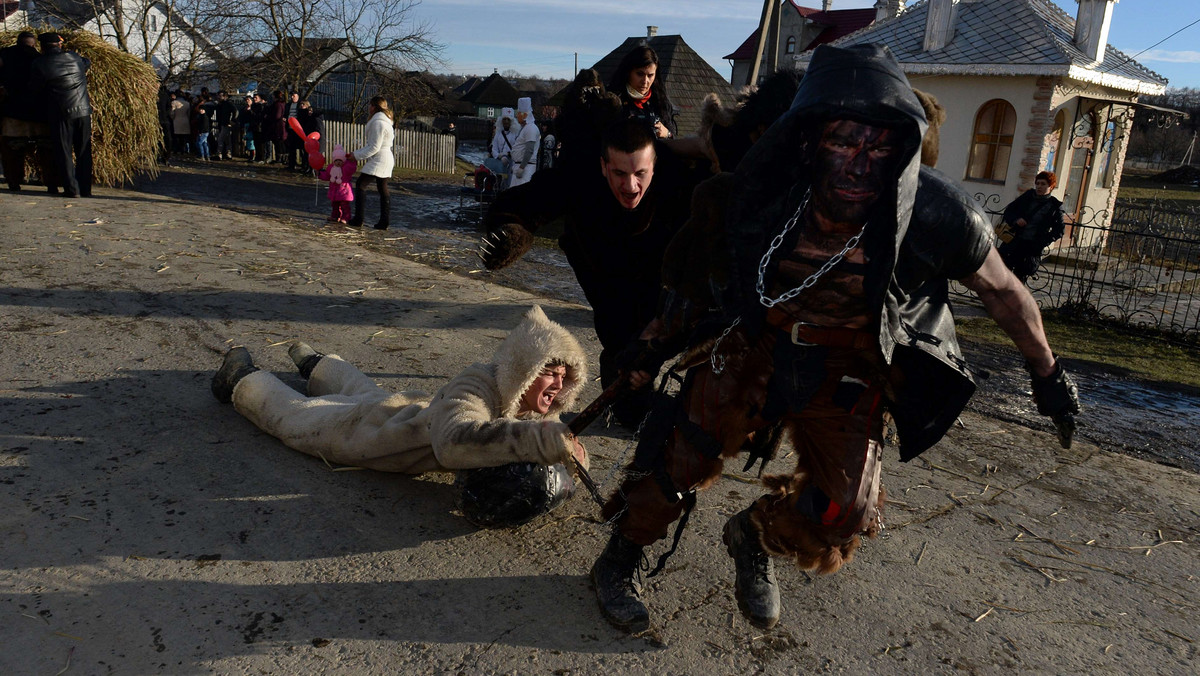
[966,99,1016,183]
[785,36,797,55]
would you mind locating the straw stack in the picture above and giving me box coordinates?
[1,27,161,186]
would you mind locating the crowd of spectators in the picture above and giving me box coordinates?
[158,86,324,173]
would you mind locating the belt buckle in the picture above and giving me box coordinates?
[790,321,819,347]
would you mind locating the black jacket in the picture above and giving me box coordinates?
[28,46,91,120]
[484,143,697,351]
[195,101,215,134]
[298,108,324,136]
[215,99,239,127]
[0,43,41,121]
[718,44,992,459]
[1003,189,1064,249]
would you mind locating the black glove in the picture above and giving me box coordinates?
[1027,358,1081,449]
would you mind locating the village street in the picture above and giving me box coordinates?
[1,171,1197,674]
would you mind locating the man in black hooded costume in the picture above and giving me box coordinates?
[589,44,1081,633]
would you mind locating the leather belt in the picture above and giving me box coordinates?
[765,307,877,350]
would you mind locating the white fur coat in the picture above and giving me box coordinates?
[232,306,587,473]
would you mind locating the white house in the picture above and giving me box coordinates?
[21,0,222,84]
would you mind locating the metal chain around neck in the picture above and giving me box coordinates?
[756,188,868,308]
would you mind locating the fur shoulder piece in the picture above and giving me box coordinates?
[493,305,588,418]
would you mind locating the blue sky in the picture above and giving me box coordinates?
[413,0,1199,90]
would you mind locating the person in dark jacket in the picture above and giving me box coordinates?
[213,90,238,160]
[194,94,214,161]
[607,44,676,139]
[28,32,92,198]
[481,118,699,428]
[296,100,325,175]
[285,91,304,171]
[588,43,1081,634]
[1,31,58,191]
[268,90,287,163]
[998,170,1065,283]
[249,93,268,163]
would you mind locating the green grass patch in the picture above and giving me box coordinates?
[1117,175,1200,205]
[955,314,1200,389]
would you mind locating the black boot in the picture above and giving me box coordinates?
[211,347,259,403]
[723,508,781,629]
[288,341,325,379]
[591,530,650,632]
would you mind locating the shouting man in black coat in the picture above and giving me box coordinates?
[480,118,700,426]
[28,32,92,198]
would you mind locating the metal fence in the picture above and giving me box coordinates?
[952,200,1200,344]
[323,120,456,175]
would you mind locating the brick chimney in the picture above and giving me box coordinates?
[1074,0,1117,63]
[647,26,658,38]
[874,1,906,22]
[923,0,959,52]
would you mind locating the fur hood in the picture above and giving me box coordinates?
[493,306,587,418]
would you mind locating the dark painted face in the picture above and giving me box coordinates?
[809,119,901,226]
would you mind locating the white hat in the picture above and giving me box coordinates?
[517,97,533,114]
[500,107,516,121]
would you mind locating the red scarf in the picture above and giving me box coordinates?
[628,86,653,109]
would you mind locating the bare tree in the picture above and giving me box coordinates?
[33,0,226,85]
[212,0,442,99]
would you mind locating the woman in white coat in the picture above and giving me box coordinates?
[347,96,395,229]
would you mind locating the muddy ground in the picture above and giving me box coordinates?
[1,158,1197,674]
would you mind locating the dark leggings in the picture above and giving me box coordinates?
[352,173,390,226]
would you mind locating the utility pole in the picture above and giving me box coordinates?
[574,52,578,76]
[747,0,779,87]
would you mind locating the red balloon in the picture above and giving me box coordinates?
[304,137,320,153]
[287,117,305,138]
[308,152,325,171]
[307,131,320,142]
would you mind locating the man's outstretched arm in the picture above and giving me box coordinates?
[960,247,1081,447]
[960,247,1056,376]
[479,168,572,270]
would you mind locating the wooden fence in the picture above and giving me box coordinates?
[322,120,456,175]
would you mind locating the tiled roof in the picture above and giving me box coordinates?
[724,5,876,60]
[458,72,520,107]
[805,9,879,49]
[592,34,736,135]
[801,0,1166,93]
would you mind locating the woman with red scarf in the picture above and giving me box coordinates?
[607,44,677,139]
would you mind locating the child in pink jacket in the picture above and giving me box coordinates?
[318,145,357,223]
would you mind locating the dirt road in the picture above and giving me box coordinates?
[1,168,1196,674]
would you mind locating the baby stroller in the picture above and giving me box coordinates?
[459,157,508,223]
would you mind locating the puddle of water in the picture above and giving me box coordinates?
[967,345,1200,472]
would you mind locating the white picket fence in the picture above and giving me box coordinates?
[323,120,456,175]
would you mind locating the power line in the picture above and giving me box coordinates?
[1104,15,1200,76]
